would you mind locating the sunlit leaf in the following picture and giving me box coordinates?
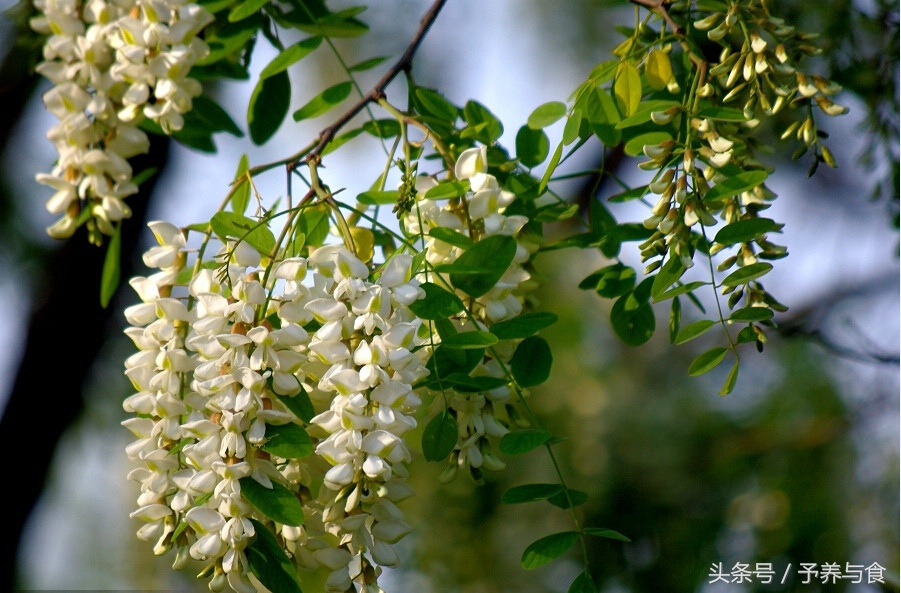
[521,531,580,569]
[293,81,353,121]
[239,477,305,526]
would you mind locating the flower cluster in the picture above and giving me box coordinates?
[31,0,213,242]
[123,221,430,592]
[402,147,538,480]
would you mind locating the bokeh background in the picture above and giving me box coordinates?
[0,0,898,591]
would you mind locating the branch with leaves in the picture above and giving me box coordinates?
[24,0,855,591]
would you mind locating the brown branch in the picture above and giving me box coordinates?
[629,0,684,35]
[298,0,448,168]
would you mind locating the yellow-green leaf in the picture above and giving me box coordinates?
[614,62,642,117]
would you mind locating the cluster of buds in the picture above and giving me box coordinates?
[123,221,433,592]
[31,0,213,242]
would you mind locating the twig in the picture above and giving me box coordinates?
[298,0,448,168]
[629,0,684,35]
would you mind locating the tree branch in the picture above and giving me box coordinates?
[629,0,684,35]
[299,0,448,166]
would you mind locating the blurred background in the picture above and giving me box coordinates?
[0,0,898,591]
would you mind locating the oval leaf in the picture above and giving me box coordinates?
[293,81,352,121]
[262,423,313,458]
[408,282,464,320]
[422,410,458,462]
[500,429,553,455]
[610,291,656,346]
[714,218,782,245]
[239,477,305,526]
[527,101,567,129]
[688,346,728,376]
[428,227,473,249]
[211,211,276,256]
[614,62,642,117]
[248,69,290,145]
[521,531,580,570]
[583,527,632,542]
[246,519,303,593]
[729,306,774,322]
[705,170,769,202]
[568,570,597,593]
[502,483,564,504]
[447,235,517,298]
[721,262,773,287]
[674,319,716,345]
[259,37,321,79]
[490,312,558,340]
[516,125,550,168]
[441,330,498,349]
[424,180,468,200]
[357,190,399,205]
[511,335,552,387]
[547,488,589,509]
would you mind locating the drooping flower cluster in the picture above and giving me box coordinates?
[123,222,430,592]
[403,146,540,481]
[31,0,213,242]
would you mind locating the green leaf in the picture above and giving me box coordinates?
[262,423,313,458]
[651,256,685,299]
[210,211,276,255]
[276,388,314,423]
[705,170,769,202]
[440,330,498,349]
[721,262,773,287]
[322,128,365,156]
[490,312,558,340]
[729,306,774,322]
[426,345,483,380]
[100,223,121,308]
[645,49,673,90]
[521,531,580,569]
[624,131,672,157]
[296,204,330,247]
[231,154,250,215]
[614,62,642,117]
[248,70,290,145]
[615,100,680,129]
[654,280,707,302]
[228,0,269,22]
[413,87,459,121]
[547,488,589,509]
[357,190,399,205]
[259,38,322,79]
[539,141,563,195]
[610,290,656,346]
[192,95,243,137]
[608,185,648,203]
[500,429,552,455]
[422,410,458,462]
[294,11,369,37]
[293,81,353,121]
[516,125,550,168]
[446,235,517,298]
[502,483,563,504]
[246,519,303,593]
[428,227,473,249]
[563,109,583,145]
[673,319,716,344]
[527,101,567,129]
[463,100,503,144]
[583,527,631,542]
[408,282,464,320]
[714,218,782,245]
[239,477,305,526]
[719,360,740,395]
[349,55,388,72]
[696,107,748,121]
[511,336,552,387]
[669,296,681,343]
[424,180,468,200]
[433,373,507,393]
[568,571,597,593]
[688,347,729,376]
[361,119,401,138]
